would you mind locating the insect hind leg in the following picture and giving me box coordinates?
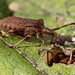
[0,30,14,37]
[10,35,32,48]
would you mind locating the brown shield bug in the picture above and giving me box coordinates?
[0,16,75,54]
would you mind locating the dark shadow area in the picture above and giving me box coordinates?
[0,0,13,19]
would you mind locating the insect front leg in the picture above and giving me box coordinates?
[10,35,32,48]
[37,33,45,55]
[50,34,54,44]
[0,30,2,36]
[53,31,59,44]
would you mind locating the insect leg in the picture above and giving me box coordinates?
[10,35,32,48]
[37,33,45,54]
[53,32,59,44]
[0,30,14,37]
[50,34,54,44]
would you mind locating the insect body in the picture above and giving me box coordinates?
[0,16,75,54]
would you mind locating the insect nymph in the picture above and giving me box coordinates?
[0,16,75,54]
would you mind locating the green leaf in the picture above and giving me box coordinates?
[0,39,43,75]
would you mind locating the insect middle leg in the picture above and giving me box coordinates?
[37,33,45,54]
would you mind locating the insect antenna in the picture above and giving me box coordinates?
[51,23,75,31]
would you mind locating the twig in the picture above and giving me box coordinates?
[1,38,47,75]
